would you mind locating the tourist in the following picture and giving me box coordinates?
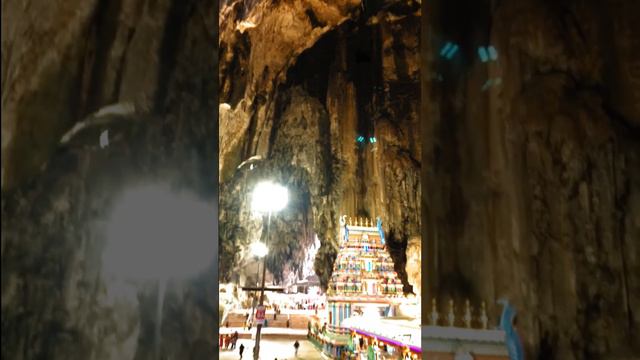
[294,340,300,357]
[231,331,238,350]
[239,343,244,359]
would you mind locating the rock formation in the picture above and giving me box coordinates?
[422,0,640,358]
[2,0,218,359]
[218,0,422,291]
[405,236,421,296]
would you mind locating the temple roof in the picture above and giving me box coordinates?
[328,216,403,300]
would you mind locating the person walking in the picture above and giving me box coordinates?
[294,340,300,357]
[231,332,238,350]
[239,343,245,359]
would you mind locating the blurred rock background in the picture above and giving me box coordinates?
[2,1,218,359]
[422,0,640,358]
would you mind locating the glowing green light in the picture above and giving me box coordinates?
[478,47,489,62]
[440,42,452,56]
[445,44,459,59]
[488,46,498,60]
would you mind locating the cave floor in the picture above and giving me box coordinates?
[219,338,323,360]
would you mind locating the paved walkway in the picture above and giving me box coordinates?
[219,338,323,360]
[219,327,308,339]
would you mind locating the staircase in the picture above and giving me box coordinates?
[222,311,311,329]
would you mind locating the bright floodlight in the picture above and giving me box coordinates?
[103,184,215,281]
[250,242,268,258]
[251,181,288,213]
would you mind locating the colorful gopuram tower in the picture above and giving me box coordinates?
[326,215,405,332]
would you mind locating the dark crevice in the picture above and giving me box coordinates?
[318,113,335,196]
[84,0,123,115]
[612,141,634,336]
[1,41,14,103]
[305,9,324,28]
[537,331,556,360]
[386,229,412,294]
[240,95,262,160]
[112,11,141,102]
[154,0,191,113]
[284,29,337,105]
[266,87,291,157]
[349,23,379,140]
[601,101,640,137]
[111,3,143,101]
[223,33,250,106]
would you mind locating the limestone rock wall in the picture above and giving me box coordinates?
[218,0,421,290]
[423,0,640,358]
[1,0,218,359]
[405,236,421,296]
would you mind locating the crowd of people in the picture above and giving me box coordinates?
[219,331,239,351]
[268,299,325,312]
